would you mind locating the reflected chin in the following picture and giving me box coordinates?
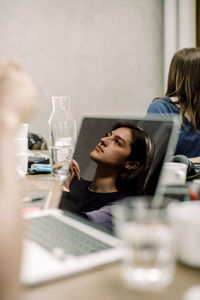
[90,150,100,162]
[90,150,96,158]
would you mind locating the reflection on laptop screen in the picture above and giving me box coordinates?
[21,115,180,286]
[60,115,180,231]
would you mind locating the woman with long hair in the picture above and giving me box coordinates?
[59,121,154,230]
[147,47,200,161]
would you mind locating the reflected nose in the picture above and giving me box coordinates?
[100,137,108,146]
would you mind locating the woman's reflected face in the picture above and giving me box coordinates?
[90,127,132,168]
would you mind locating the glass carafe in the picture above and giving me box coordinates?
[49,96,76,181]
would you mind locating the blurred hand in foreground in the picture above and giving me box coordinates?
[0,61,38,125]
[0,61,38,300]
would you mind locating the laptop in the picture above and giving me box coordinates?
[22,189,52,210]
[20,115,180,286]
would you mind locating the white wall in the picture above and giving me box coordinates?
[163,0,196,87]
[0,0,163,144]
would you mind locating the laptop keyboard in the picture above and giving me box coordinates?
[24,215,112,257]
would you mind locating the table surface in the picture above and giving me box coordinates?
[20,170,200,300]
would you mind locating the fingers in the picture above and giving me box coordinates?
[75,171,80,181]
[7,60,22,70]
[0,60,22,77]
[62,186,70,192]
[70,159,80,180]
[71,159,80,172]
[72,165,80,180]
[0,60,38,123]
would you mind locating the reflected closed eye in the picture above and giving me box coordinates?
[105,132,111,137]
[115,138,121,146]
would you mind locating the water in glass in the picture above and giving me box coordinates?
[49,96,76,181]
[120,221,174,290]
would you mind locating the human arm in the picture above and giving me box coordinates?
[0,61,38,300]
[86,204,114,231]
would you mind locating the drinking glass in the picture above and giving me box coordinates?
[114,197,175,290]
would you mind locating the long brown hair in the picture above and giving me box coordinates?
[165,47,200,131]
[113,122,155,196]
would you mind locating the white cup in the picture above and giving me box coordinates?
[13,138,28,155]
[167,201,200,268]
[16,123,28,139]
[160,162,187,185]
[14,123,28,175]
[15,153,28,176]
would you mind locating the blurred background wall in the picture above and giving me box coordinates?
[0,0,164,144]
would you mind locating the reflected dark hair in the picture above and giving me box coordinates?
[113,122,155,196]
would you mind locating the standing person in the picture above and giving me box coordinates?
[147,47,200,162]
[0,61,38,300]
[59,122,155,230]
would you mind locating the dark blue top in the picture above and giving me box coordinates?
[147,97,200,158]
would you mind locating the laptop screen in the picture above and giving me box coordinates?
[21,116,180,286]
[60,115,180,232]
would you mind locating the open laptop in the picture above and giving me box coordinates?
[20,115,180,286]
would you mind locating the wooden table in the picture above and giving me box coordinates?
[20,172,200,300]
[21,172,62,209]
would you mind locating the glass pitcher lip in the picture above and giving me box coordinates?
[51,96,71,103]
[51,96,72,110]
[51,96,71,99]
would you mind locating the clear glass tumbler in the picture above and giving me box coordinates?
[114,197,175,291]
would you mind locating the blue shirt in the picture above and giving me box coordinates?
[147,97,200,158]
